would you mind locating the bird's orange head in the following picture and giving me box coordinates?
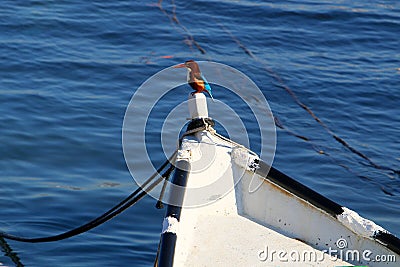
[174,60,200,73]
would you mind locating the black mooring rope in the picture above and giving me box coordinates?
[0,151,177,243]
[155,164,176,209]
[0,236,24,266]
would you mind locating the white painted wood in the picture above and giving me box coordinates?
[237,169,398,267]
[164,92,399,266]
[188,93,208,119]
[171,133,351,266]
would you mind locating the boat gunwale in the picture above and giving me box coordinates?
[256,160,400,257]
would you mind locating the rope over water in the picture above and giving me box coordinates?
[0,236,24,266]
[0,119,231,244]
[0,151,176,243]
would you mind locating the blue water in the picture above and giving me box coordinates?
[1,0,399,266]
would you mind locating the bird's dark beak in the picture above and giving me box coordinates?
[173,63,186,68]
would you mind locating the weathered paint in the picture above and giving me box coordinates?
[162,216,179,235]
[237,165,399,267]
[158,160,190,267]
[157,92,399,266]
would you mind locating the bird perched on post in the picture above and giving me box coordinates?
[174,60,214,101]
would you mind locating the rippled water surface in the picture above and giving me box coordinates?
[1,0,399,266]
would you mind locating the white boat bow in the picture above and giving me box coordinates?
[156,93,399,267]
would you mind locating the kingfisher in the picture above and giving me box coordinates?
[174,60,214,101]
